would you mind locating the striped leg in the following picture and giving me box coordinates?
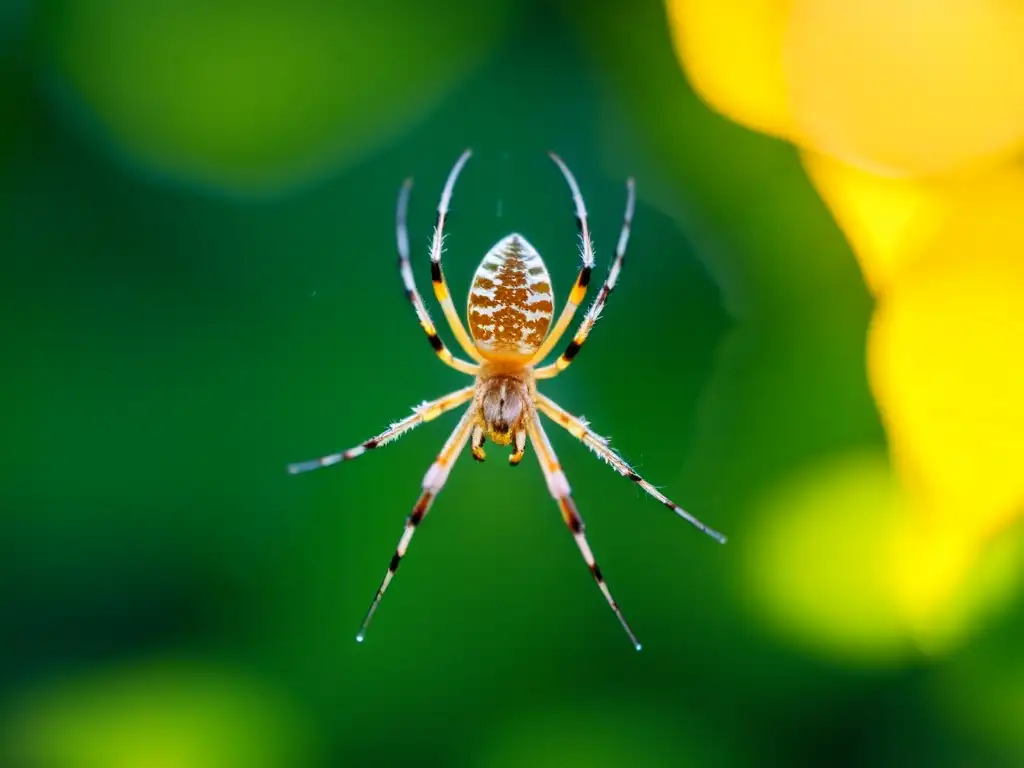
[526,415,642,651]
[356,406,476,643]
[535,393,726,543]
[397,178,480,376]
[428,150,486,364]
[286,385,474,474]
[528,153,597,366]
[534,176,636,380]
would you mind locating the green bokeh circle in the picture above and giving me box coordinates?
[40,0,512,193]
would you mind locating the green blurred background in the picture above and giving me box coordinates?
[3,1,1023,766]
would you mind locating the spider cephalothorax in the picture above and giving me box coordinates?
[473,371,533,461]
[288,150,726,650]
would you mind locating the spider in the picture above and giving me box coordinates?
[288,150,726,651]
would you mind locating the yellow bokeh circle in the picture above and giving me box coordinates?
[869,177,1024,540]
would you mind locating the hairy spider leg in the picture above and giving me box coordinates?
[535,393,726,543]
[287,386,475,474]
[396,178,480,375]
[535,176,636,379]
[428,150,486,364]
[356,406,476,642]
[527,415,642,651]
[528,153,597,366]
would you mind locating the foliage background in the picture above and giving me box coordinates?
[3,1,1022,766]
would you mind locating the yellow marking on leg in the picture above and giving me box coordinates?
[568,281,587,305]
[421,395,464,421]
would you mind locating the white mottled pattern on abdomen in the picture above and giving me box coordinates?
[466,233,554,361]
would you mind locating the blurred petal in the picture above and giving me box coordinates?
[664,0,794,139]
[802,154,1024,294]
[745,451,1021,664]
[744,451,911,664]
[890,521,1022,651]
[868,177,1024,539]
[785,0,1024,176]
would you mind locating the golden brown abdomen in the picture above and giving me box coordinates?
[467,233,554,362]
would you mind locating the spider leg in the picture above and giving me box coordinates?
[509,429,526,466]
[528,153,597,366]
[527,414,642,651]
[286,385,474,474]
[470,424,486,462]
[535,393,726,543]
[357,406,476,642]
[396,178,480,376]
[428,150,487,364]
[534,176,635,380]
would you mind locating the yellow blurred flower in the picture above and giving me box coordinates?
[665,0,793,139]
[666,0,1024,659]
[786,0,1024,177]
[798,155,1020,295]
[745,451,1021,663]
[869,179,1024,541]
[666,0,1024,176]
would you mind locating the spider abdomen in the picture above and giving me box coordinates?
[467,234,553,361]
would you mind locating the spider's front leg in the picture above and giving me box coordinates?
[471,424,526,465]
[509,429,526,466]
[535,393,726,543]
[471,424,487,462]
[527,415,641,650]
[287,385,475,474]
[357,406,476,643]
